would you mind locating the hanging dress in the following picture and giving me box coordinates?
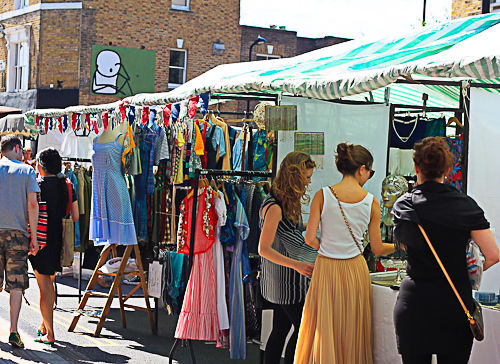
[90,133,137,246]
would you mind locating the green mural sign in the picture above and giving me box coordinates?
[90,45,156,97]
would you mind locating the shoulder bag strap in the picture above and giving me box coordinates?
[329,186,363,254]
[417,225,475,323]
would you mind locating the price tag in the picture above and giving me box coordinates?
[148,261,162,298]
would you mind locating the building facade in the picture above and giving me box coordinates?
[0,0,242,111]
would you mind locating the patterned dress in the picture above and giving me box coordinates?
[90,133,137,246]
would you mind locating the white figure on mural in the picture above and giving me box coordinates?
[92,50,132,95]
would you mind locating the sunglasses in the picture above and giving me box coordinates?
[366,167,375,179]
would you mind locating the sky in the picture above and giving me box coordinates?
[240,0,452,40]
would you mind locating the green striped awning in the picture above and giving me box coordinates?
[125,13,500,106]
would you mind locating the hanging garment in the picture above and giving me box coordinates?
[90,133,137,246]
[445,135,463,191]
[253,128,267,172]
[424,117,446,138]
[174,247,220,341]
[229,195,250,359]
[390,116,426,149]
[177,186,217,255]
[205,125,218,170]
[213,191,229,331]
[219,183,237,246]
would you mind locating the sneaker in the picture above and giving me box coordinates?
[123,276,141,285]
[9,332,24,348]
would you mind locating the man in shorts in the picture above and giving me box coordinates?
[0,135,40,348]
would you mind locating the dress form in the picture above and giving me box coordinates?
[97,120,126,145]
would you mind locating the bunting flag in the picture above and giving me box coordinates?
[93,115,99,134]
[44,118,49,134]
[71,114,77,131]
[119,101,128,122]
[188,96,199,118]
[127,105,136,126]
[141,106,149,126]
[163,104,172,127]
[62,115,68,131]
[102,110,109,131]
[57,117,63,133]
[35,116,41,127]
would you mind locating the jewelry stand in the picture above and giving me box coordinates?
[68,243,156,337]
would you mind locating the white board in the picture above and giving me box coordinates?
[468,88,500,293]
[279,96,390,214]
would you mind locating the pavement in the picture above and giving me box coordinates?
[0,266,262,364]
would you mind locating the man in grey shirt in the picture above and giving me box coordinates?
[0,135,40,348]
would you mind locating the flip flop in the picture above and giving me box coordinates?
[36,329,47,336]
[34,336,55,346]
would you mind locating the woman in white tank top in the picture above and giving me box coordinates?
[294,143,395,364]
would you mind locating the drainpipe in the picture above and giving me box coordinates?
[482,0,491,14]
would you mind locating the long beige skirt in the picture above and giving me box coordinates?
[294,254,373,364]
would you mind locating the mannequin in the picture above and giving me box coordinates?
[96,120,126,145]
[381,175,408,242]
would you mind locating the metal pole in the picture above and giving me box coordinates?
[423,0,427,25]
[461,81,471,193]
[482,0,491,14]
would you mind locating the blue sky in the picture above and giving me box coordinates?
[240,0,452,39]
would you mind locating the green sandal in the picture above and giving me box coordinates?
[34,336,55,346]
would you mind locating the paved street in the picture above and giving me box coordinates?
[0,267,261,364]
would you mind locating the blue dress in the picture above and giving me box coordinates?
[90,133,137,246]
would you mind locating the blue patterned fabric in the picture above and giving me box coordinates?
[90,133,137,246]
[229,196,250,359]
[66,168,80,246]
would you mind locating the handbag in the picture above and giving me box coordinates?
[466,239,483,290]
[60,180,75,267]
[418,225,484,341]
[329,186,364,254]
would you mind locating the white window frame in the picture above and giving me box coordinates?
[168,49,187,89]
[255,53,281,61]
[171,0,190,11]
[13,0,29,10]
[5,24,31,92]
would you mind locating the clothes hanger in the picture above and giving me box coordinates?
[446,116,463,128]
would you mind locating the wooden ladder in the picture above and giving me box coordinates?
[68,244,156,337]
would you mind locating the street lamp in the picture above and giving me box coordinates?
[249,35,267,62]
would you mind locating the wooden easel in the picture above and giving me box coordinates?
[68,244,156,337]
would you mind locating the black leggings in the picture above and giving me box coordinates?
[402,354,471,364]
[264,301,304,364]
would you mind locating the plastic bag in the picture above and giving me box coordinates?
[466,240,484,290]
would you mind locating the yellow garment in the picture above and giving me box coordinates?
[122,122,136,167]
[294,254,373,364]
[194,121,205,156]
[174,129,186,185]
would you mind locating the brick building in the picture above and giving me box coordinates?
[452,0,500,18]
[0,0,242,111]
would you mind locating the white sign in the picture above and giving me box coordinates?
[148,261,162,298]
[0,60,5,72]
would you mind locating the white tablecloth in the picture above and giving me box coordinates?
[372,283,500,364]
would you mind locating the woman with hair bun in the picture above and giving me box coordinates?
[392,137,499,364]
[259,151,318,364]
[29,148,79,345]
[295,142,395,364]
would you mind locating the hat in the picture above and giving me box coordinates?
[253,101,271,129]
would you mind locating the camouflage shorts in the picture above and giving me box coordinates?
[0,230,29,292]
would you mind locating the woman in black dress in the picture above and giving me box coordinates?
[392,137,499,364]
[29,148,78,344]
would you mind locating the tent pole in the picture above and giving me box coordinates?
[461,81,471,194]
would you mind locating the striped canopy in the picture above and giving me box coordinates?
[125,13,500,106]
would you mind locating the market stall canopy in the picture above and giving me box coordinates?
[0,114,32,137]
[125,13,500,106]
[0,106,22,119]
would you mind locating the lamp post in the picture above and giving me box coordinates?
[246,35,266,171]
[249,35,267,62]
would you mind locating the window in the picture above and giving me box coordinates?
[256,54,281,61]
[14,42,29,91]
[13,0,29,10]
[168,49,187,88]
[5,24,31,92]
[171,0,190,11]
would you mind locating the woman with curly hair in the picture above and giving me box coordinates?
[295,143,395,364]
[259,151,318,364]
[29,148,79,345]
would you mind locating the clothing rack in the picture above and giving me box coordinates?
[54,157,92,303]
[168,168,273,364]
